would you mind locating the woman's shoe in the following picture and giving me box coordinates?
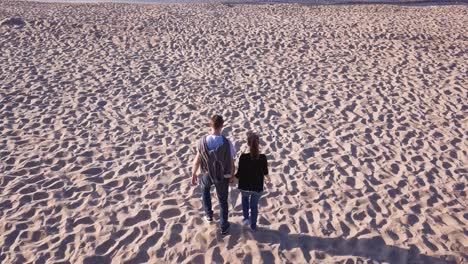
[221,226,230,236]
[205,215,213,223]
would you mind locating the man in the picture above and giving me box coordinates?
[191,115,236,236]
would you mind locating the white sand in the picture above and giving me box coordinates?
[0,1,467,263]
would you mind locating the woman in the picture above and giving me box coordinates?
[235,132,269,231]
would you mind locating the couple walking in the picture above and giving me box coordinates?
[191,115,269,236]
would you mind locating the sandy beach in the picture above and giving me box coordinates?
[0,0,467,263]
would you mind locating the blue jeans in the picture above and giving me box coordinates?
[241,191,261,229]
[200,175,230,231]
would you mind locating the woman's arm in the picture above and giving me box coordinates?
[235,155,244,179]
[262,155,269,176]
[262,155,270,183]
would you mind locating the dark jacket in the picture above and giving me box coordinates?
[235,153,268,192]
[197,135,232,183]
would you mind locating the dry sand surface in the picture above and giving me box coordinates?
[1,1,467,263]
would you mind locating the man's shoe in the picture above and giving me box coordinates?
[221,226,230,236]
[205,216,213,223]
[243,219,250,225]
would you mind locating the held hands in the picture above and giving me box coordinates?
[229,175,235,184]
[191,174,198,186]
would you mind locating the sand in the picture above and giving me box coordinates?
[0,0,467,263]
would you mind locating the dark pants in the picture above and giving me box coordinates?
[200,175,230,231]
[241,191,261,229]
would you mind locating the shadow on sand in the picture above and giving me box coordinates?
[225,223,456,264]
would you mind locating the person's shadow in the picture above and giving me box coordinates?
[224,223,457,264]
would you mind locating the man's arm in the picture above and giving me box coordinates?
[191,153,201,185]
[228,139,236,182]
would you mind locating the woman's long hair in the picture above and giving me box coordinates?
[247,132,260,160]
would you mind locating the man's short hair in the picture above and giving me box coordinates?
[210,115,224,129]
